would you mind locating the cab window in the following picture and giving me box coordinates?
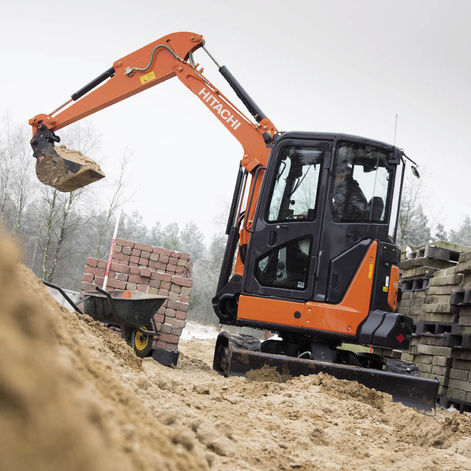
[268,146,323,222]
[332,143,391,223]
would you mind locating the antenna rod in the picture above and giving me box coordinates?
[393,113,398,146]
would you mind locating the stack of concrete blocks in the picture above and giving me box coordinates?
[398,243,460,325]
[442,251,471,409]
[81,238,193,366]
[398,243,463,396]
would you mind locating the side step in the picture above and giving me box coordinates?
[213,334,439,411]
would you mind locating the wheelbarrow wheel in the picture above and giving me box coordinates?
[132,322,153,358]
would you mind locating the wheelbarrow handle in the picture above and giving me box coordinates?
[42,280,83,314]
[95,286,121,319]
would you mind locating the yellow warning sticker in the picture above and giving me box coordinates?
[140,71,156,84]
[382,286,389,292]
[368,264,374,279]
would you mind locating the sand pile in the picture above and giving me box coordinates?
[1,227,471,470]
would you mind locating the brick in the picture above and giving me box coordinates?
[110,262,129,274]
[168,292,179,300]
[451,349,471,361]
[171,327,183,336]
[175,266,186,275]
[161,323,172,334]
[170,284,182,294]
[153,247,171,256]
[168,300,189,312]
[152,262,167,271]
[86,257,98,268]
[148,287,158,294]
[167,318,186,329]
[94,277,104,287]
[114,244,122,253]
[122,246,132,255]
[135,242,153,252]
[165,309,176,318]
[154,314,165,323]
[176,310,187,320]
[126,282,137,290]
[116,273,128,282]
[129,274,146,284]
[129,266,140,275]
[170,250,181,259]
[131,248,141,257]
[180,252,190,260]
[179,295,190,303]
[150,253,160,261]
[161,281,171,290]
[149,279,161,289]
[171,275,193,288]
[136,284,147,293]
[155,340,167,350]
[158,289,169,296]
[140,267,151,278]
[181,287,192,296]
[159,333,180,344]
[115,238,134,248]
[139,258,149,267]
[141,250,151,259]
[107,279,126,290]
[160,255,169,264]
[130,256,139,264]
[427,286,457,295]
[83,273,93,283]
[167,265,177,273]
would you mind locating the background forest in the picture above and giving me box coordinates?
[2,120,470,325]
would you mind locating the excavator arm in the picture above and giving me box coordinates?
[29,31,276,275]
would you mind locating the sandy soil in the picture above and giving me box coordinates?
[1,228,471,471]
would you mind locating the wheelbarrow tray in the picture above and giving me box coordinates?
[83,290,166,328]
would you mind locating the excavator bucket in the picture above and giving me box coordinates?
[213,332,439,411]
[31,124,105,192]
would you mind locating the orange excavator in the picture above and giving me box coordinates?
[29,32,438,409]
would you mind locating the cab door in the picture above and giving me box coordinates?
[243,138,331,301]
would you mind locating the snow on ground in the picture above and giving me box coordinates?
[181,321,220,341]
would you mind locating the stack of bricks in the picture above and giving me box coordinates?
[81,238,193,364]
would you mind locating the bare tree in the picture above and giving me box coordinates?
[95,148,131,258]
[0,116,35,233]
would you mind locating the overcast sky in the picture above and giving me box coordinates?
[1,0,470,239]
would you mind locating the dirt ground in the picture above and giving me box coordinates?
[1,229,471,471]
